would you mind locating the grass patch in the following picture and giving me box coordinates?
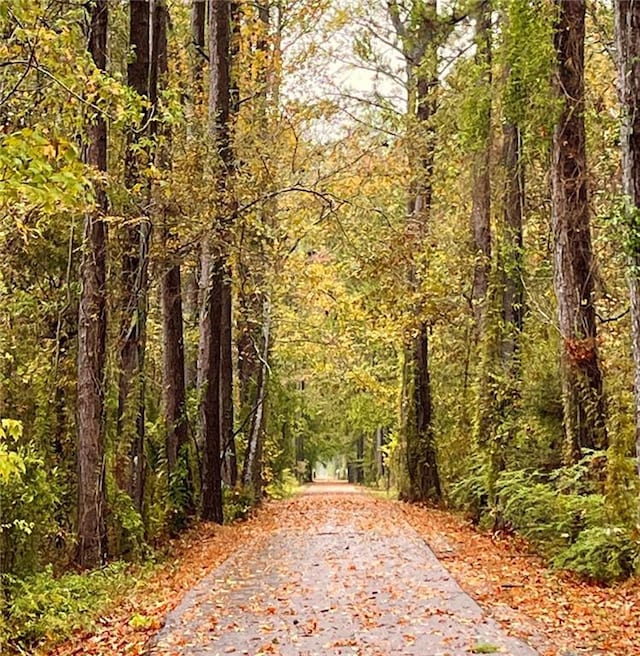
[366,485,399,500]
[471,641,500,653]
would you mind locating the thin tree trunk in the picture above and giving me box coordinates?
[242,295,271,495]
[470,0,498,469]
[183,269,200,389]
[184,0,207,395]
[501,121,524,361]
[406,323,441,500]
[614,0,640,477]
[219,0,243,490]
[76,0,108,569]
[162,263,188,473]
[552,0,607,461]
[237,1,275,495]
[154,1,189,487]
[220,273,237,486]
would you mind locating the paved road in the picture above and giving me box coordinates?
[149,483,537,655]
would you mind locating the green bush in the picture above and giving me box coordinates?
[265,468,299,500]
[111,490,146,559]
[449,459,490,523]
[2,562,132,651]
[223,487,254,522]
[553,527,640,582]
[496,469,607,552]
[0,420,59,577]
[491,468,638,583]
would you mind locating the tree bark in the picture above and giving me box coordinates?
[614,0,640,477]
[220,272,237,486]
[162,262,189,476]
[403,324,441,501]
[501,121,524,361]
[198,251,224,522]
[219,0,243,490]
[153,1,190,491]
[552,0,606,461]
[76,0,108,569]
[183,0,207,395]
[237,2,275,496]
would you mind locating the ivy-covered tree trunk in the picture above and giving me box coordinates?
[76,0,108,569]
[198,255,224,522]
[500,120,524,363]
[219,0,241,489]
[470,0,492,337]
[614,0,640,477]
[238,2,277,497]
[470,0,497,463]
[552,0,607,461]
[403,323,441,501]
[162,262,189,476]
[220,274,237,487]
[390,0,442,503]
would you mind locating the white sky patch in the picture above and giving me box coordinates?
[279,0,476,143]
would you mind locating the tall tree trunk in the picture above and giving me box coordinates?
[391,0,442,503]
[117,0,155,512]
[184,0,207,396]
[403,323,441,501]
[198,0,232,523]
[552,0,606,461]
[162,263,189,476]
[76,0,108,569]
[614,0,640,477]
[471,0,497,464]
[219,0,243,490]
[237,2,276,496]
[154,2,190,495]
[470,1,492,337]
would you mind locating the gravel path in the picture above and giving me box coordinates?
[149,483,538,656]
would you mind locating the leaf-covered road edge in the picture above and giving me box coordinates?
[42,501,284,656]
[399,501,640,656]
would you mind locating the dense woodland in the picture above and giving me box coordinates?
[3,0,640,649]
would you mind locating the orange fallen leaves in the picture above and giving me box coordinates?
[43,501,283,656]
[401,502,640,656]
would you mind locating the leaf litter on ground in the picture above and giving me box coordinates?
[399,501,640,656]
[44,490,640,656]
